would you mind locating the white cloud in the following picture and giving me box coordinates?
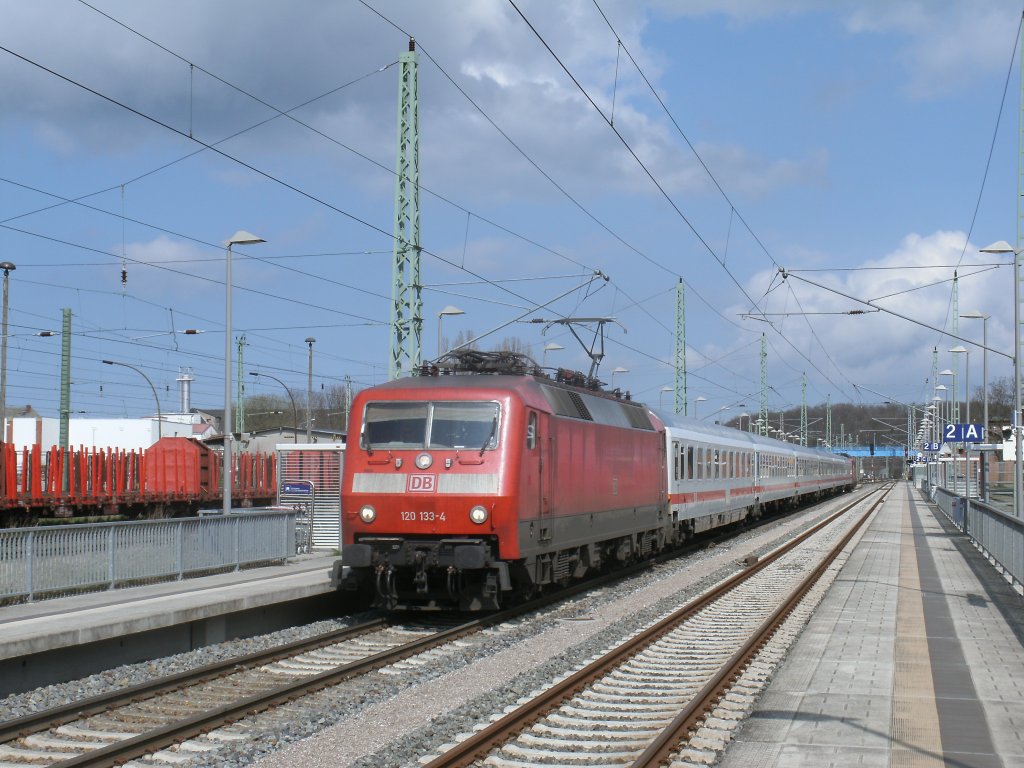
[842,1,1016,99]
[733,229,1013,403]
[0,0,823,206]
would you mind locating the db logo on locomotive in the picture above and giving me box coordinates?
[407,474,436,493]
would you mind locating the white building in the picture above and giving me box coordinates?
[9,416,194,452]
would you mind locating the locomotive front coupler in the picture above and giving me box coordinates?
[413,550,429,594]
[375,564,398,606]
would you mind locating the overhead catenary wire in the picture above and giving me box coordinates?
[507,0,860,404]
[1,38,630,339]
[34,2,769,407]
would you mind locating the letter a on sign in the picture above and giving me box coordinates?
[964,424,982,441]
[408,474,436,492]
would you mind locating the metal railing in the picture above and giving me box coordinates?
[0,511,296,603]
[932,485,1024,593]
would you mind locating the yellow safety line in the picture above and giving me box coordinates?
[891,485,944,768]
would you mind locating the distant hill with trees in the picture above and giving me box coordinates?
[721,376,1014,447]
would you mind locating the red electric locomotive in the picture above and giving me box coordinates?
[333,351,666,610]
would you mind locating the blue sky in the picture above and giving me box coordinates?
[0,0,1021,430]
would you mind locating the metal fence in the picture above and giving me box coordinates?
[932,485,1024,594]
[0,511,296,603]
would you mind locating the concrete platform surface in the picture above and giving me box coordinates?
[0,553,339,662]
[719,481,1024,768]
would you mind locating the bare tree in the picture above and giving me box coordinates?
[494,336,531,355]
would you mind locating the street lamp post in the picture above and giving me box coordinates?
[437,305,464,358]
[962,310,990,501]
[932,393,945,486]
[951,345,970,529]
[102,359,162,441]
[223,231,265,515]
[694,396,707,419]
[305,336,316,443]
[659,386,673,408]
[250,371,298,443]
[0,261,14,443]
[938,370,954,427]
[934,385,948,430]
[542,342,564,367]
[981,240,1020,517]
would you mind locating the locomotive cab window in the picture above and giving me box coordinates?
[362,401,500,450]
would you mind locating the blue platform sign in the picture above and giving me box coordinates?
[923,442,941,452]
[281,480,314,495]
[943,423,985,443]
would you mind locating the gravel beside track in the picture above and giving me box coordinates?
[256,494,867,768]
[0,490,869,767]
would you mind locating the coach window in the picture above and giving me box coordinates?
[687,446,695,480]
[673,442,680,481]
[712,449,719,479]
[696,447,704,480]
[526,412,537,450]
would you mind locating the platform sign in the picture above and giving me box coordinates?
[281,480,314,496]
[922,442,941,452]
[942,423,984,443]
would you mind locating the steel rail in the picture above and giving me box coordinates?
[0,618,390,744]
[423,483,890,768]
[3,484,870,766]
[33,542,711,767]
[630,482,892,766]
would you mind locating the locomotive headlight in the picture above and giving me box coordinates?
[415,453,433,469]
[359,505,377,523]
[469,505,489,525]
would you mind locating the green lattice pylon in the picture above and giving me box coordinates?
[389,38,422,380]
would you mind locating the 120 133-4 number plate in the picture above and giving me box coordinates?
[400,510,446,522]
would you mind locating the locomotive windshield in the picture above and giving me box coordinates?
[361,401,500,450]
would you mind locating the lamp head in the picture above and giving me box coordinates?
[225,230,265,247]
[979,240,1016,254]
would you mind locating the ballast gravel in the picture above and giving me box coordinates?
[0,494,861,768]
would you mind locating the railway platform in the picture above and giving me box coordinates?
[720,480,1024,768]
[0,553,341,696]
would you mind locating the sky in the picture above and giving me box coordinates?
[0,0,1022,437]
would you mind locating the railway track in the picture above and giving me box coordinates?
[0,487,877,767]
[0,545,701,766]
[421,482,892,767]
[0,616,476,767]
